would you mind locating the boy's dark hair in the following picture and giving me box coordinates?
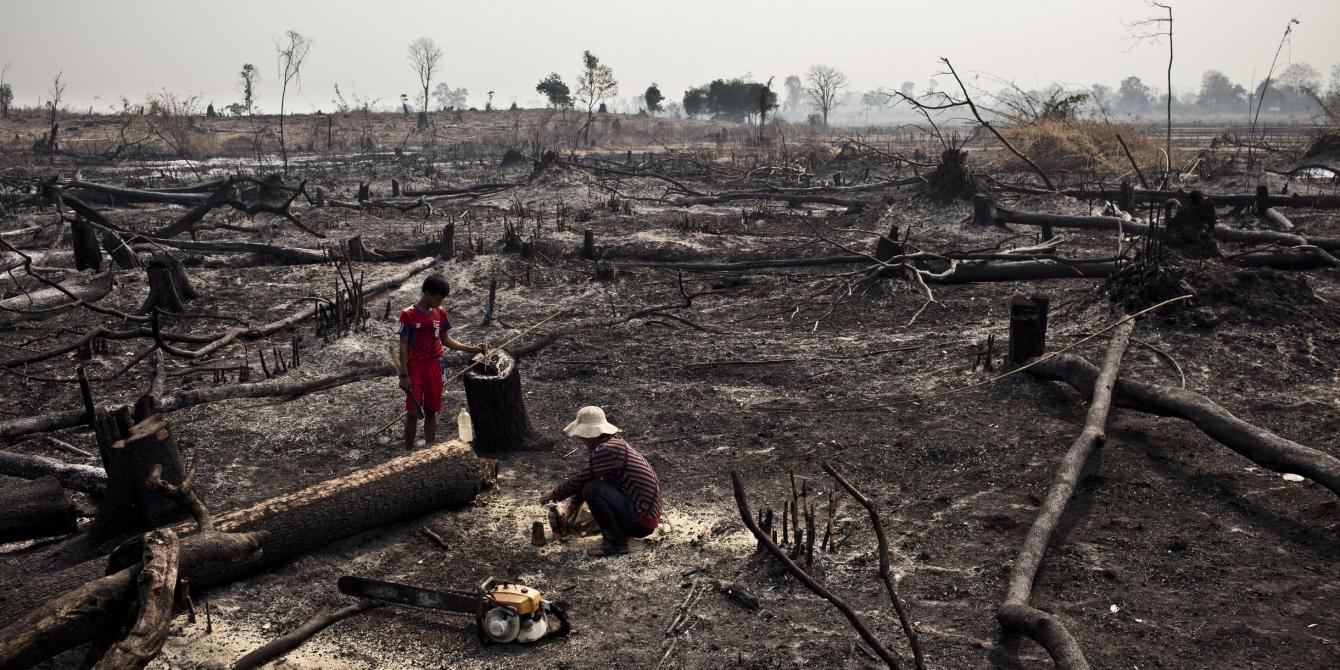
[422,274,450,297]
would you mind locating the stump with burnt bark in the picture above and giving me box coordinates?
[101,230,139,269]
[70,217,103,272]
[463,351,551,452]
[89,411,187,541]
[0,476,77,544]
[137,253,196,315]
[1164,191,1220,258]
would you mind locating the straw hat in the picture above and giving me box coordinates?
[563,406,619,438]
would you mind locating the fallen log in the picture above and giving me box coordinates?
[1002,184,1340,209]
[674,191,866,212]
[609,254,866,272]
[0,450,107,495]
[0,364,397,440]
[0,527,263,670]
[132,238,327,264]
[1027,353,1340,496]
[0,270,113,324]
[401,182,519,197]
[929,259,1115,283]
[0,476,78,544]
[0,440,488,664]
[62,181,212,206]
[997,318,1134,670]
[995,206,1340,255]
[90,528,179,670]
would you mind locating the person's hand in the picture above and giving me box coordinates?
[398,376,412,393]
[476,343,489,356]
[539,490,554,504]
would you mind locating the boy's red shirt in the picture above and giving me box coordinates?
[398,306,450,360]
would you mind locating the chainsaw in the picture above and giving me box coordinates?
[337,575,571,645]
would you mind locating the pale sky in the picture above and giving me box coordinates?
[2,0,1337,113]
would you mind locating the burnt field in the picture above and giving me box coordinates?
[1,109,1338,670]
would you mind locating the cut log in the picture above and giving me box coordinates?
[1003,185,1340,209]
[0,450,107,495]
[997,318,1134,670]
[133,238,326,264]
[91,528,179,670]
[63,180,212,206]
[0,440,488,664]
[463,351,551,452]
[1028,353,1340,496]
[0,476,77,544]
[674,191,865,212]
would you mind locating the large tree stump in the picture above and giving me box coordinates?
[137,253,196,315]
[70,217,103,273]
[1164,191,1220,258]
[90,412,187,541]
[1007,296,1046,365]
[462,351,551,452]
[0,476,77,544]
[439,222,455,260]
[0,441,489,666]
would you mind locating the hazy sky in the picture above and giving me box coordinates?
[2,0,1337,113]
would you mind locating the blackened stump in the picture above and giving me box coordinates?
[462,351,550,452]
[69,217,102,272]
[1008,295,1045,365]
[138,252,195,315]
[91,412,187,541]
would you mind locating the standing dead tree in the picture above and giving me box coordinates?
[275,30,312,174]
[938,58,1055,191]
[805,65,848,127]
[997,315,1137,670]
[407,37,443,129]
[1126,2,1175,185]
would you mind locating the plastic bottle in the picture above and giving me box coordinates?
[457,405,474,443]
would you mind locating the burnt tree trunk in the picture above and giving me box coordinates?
[0,441,490,666]
[0,451,107,495]
[972,194,996,226]
[1007,296,1046,365]
[462,351,551,452]
[0,476,78,544]
[70,218,103,273]
[101,231,140,269]
[439,222,454,260]
[137,253,196,315]
[873,224,902,263]
[89,412,187,541]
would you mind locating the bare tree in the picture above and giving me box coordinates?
[806,65,848,127]
[275,30,312,174]
[46,72,65,160]
[0,63,12,119]
[575,50,617,144]
[407,37,443,128]
[1127,2,1175,184]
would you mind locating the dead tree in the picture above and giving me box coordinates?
[69,217,102,272]
[463,350,551,452]
[997,316,1136,670]
[90,412,187,541]
[0,475,77,544]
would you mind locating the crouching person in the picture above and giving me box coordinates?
[540,406,661,557]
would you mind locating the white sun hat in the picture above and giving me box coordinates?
[563,406,619,438]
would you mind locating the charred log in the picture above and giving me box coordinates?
[0,450,107,495]
[0,476,78,544]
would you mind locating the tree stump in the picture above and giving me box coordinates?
[1119,180,1136,214]
[347,236,369,262]
[391,178,401,197]
[91,412,187,541]
[1164,191,1220,258]
[439,222,454,260]
[581,228,595,260]
[0,475,77,544]
[101,230,139,269]
[462,351,551,452]
[873,224,902,263]
[1008,295,1046,365]
[973,194,996,226]
[138,252,196,315]
[70,217,102,273]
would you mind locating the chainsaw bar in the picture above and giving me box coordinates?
[337,575,479,615]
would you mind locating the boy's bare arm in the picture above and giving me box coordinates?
[398,334,412,391]
[441,332,487,355]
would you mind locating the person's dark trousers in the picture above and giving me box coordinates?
[581,479,653,551]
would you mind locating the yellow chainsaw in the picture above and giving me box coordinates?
[337,575,570,645]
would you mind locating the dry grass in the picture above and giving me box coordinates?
[1001,118,1167,177]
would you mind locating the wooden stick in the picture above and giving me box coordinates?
[824,462,926,670]
[231,600,385,670]
[731,471,902,669]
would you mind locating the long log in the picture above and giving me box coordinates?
[91,528,179,670]
[995,206,1340,255]
[674,191,866,212]
[0,476,77,544]
[0,440,487,665]
[1002,184,1340,209]
[132,238,327,264]
[62,181,213,206]
[0,364,397,440]
[0,271,114,324]
[997,318,1134,670]
[0,450,107,495]
[1028,353,1340,496]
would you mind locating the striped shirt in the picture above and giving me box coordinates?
[551,435,662,529]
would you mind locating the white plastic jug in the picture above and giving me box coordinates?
[457,405,474,443]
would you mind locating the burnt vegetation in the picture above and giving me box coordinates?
[0,31,1339,670]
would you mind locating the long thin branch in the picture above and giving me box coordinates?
[940,58,1055,191]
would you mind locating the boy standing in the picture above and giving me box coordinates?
[398,274,486,449]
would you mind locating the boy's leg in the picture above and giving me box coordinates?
[403,412,418,450]
[424,411,438,444]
